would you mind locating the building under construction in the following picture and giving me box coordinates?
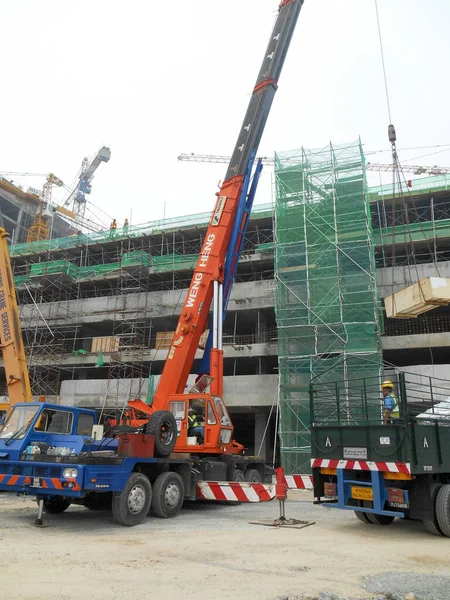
[4,140,450,468]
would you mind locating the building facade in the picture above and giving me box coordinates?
[3,163,450,464]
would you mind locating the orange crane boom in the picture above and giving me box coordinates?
[0,228,32,411]
[153,0,304,407]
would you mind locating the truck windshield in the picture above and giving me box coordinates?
[0,405,39,440]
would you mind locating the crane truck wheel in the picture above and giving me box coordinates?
[151,472,185,518]
[423,482,444,536]
[365,513,395,526]
[244,469,262,483]
[146,410,177,457]
[435,484,450,537]
[354,511,371,524]
[112,473,152,527]
[36,496,71,514]
[232,469,245,482]
[224,469,246,505]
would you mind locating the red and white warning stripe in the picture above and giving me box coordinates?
[311,458,411,475]
[196,481,275,503]
[283,474,313,489]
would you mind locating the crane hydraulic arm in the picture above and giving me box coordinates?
[153,0,304,407]
[0,229,32,411]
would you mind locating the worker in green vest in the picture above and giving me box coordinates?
[382,380,400,424]
[188,408,204,443]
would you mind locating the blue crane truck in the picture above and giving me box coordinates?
[0,401,274,526]
[311,371,450,537]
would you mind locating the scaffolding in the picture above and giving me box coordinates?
[274,140,383,474]
[10,204,276,406]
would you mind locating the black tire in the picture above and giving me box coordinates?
[436,484,450,537]
[366,512,395,525]
[232,469,245,482]
[354,511,371,524]
[146,410,177,457]
[423,482,443,536]
[224,469,246,505]
[245,469,262,483]
[37,496,71,514]
[151,472,185,519]
[112,473,152,527]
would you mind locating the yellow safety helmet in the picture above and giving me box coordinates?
[381,380,393,389]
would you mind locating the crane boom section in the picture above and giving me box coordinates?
[153,0,304,405]
[0,229,32,409]
[225,0,303,181]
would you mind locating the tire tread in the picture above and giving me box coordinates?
[436,484,450,537]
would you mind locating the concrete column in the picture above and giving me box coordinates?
[254,408,270,461]
[256,310,268,343]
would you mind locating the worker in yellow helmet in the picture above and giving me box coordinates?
[382,380,400,424]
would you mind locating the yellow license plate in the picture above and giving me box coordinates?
[351,486,373,501]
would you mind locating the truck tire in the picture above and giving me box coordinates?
[366,513,395,525]
[435,484,450,537]
[245,469,262,483]
[423,482,443,536]
[232,469,245,482]
[112,473,152,527]
[146,410,177,457]
[37,497,71,514]
[354,511,371,524]
[151,472,185,518]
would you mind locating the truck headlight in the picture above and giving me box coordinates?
[63,468,78,479]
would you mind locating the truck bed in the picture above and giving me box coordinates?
[310,372,450,475]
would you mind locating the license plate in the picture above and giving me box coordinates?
[30,477,42,488]
[388,501,408,509]
[351,486,373,501]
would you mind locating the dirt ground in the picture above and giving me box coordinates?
[1,490,449,600]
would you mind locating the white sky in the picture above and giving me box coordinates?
[1,0,450,229]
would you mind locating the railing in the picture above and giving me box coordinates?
[383,313,450,337]
[310,371,450,426]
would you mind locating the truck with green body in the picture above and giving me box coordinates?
[311,371,450,536]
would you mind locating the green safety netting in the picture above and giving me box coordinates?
[274,140,383,474]
[121,251,151,268]
[13,251,199,287]
[369,173,450,200]
[10,203,276,258]
[255,242,275,253]
[77,263,120,280]
[29,260,78,279]
[152,254,197,272]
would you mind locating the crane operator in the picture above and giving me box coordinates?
[188,408,204,444]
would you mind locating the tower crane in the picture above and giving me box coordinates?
[63,146,111,219]
[177,153,450,176]
[26,173,64,243]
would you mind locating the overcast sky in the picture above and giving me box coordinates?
[1,0,449,229]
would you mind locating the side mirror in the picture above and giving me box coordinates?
[91,424,104,441]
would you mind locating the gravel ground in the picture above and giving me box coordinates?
[0,490,449,600]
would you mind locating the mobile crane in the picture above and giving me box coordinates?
[0,0,303,527]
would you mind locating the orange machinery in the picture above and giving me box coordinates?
[119,0,304,466]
